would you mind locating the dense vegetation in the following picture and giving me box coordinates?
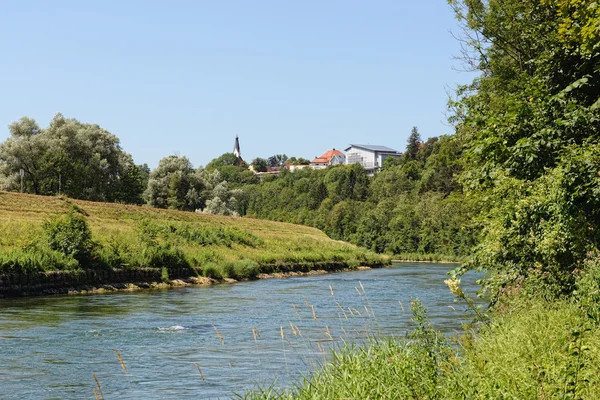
[0,192,386,277]
[1,0,599,396]
[0,120,474,260]
[243,0,600,398]
[244,133,475,258]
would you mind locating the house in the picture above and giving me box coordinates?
[344,144,401,174]
[310,149,346,170]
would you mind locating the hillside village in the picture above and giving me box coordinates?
[240,136,402,177]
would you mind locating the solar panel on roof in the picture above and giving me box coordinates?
[347,144,400,153]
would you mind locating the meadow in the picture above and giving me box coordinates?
[0,191,387,279]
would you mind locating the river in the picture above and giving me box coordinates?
[0,262,480,399]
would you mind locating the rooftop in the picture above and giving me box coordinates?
[345,144,400,153]
[311,149,345,164]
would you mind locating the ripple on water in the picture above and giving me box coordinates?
[0,263,482,400]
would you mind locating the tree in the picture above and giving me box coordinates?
[205,153,243,171]
[267,154,288,167]
[144,155,207,211]
[405,126,421,160]
[450,0,600,298]
[251,157,268,172]
[0,114,143,202]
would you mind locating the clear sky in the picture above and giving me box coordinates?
[0,1,476,168]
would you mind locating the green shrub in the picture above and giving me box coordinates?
[141,244,189,270]
[221,261,236,279]
[42,209,93,263]
[0,248,79,273]
[234,259,260,280]
[203,262,223,279]
[160,267,170,282]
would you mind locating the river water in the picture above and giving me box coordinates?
[0,262,480,399]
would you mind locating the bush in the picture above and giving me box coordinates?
[42,209,93,263]
[221,261,236,279]
[234,259,260,280]
[141,244,189,270]
[0,248,79,273]
[203,262,223,279]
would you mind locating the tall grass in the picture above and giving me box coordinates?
[242,280,600,399]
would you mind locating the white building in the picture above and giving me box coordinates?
[344,144,401,174]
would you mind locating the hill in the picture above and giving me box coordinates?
[0,191,387,295]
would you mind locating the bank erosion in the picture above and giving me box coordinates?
[0,192,388,297]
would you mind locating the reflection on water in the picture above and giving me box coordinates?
[0,262,481,399]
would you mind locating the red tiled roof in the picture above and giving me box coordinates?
[311,149,344,164]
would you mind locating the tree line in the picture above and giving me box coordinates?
[0,114,471,257]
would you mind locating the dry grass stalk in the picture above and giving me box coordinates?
[364,305,369,315]
[289,321,299,336]
[292,304,300,317]
[113,349,127,373]
[325,325,333,339]
[335,301,349,320]
[280,326,285,339]
[352,307,362,316]
[212,325,224,345]
[355,287,362,296]
[94,389,99,400]
[311,305,317,320]
[359,281,366,295]
[329,285,334,296]
[193,363,206,382]
[92,373,104,400]
[348,307,355,316]
[304,298,311,308]
[448,305,456,311]
[399,301,405,312]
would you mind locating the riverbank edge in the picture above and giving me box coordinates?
[0,261,388,298]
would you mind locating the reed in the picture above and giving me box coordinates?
[213,325,225,345]
[92,373,104,400]
[113,349,127,373]
[193,363,206,382]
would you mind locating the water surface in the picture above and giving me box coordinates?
[0,262,480,399]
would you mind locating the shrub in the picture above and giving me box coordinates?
[234,259,260,280]
[203,262,223,279]
[42,209,93,263]
[141,244,189,270]
[221,261,236,279]
[0,248,79,273]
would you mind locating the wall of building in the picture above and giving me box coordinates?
[345,147,377,168]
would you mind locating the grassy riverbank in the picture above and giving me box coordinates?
[244,295,600,399]
[0,192,388,281]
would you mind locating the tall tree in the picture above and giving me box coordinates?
[405,127,421,160]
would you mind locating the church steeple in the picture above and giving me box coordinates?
[233,135,242,162]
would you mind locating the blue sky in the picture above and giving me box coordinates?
[0,1,476,168]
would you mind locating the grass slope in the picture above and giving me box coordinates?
[0,192,387,276]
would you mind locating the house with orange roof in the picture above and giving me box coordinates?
[310,149,346,170]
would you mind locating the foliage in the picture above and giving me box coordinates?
[251,157,268,172]
[0,114,144,203]
[267,154,288,167]
[450,0,600,297]
[144,155,207,211]
[244,134,475,258]
[42,208,93,263]
[405,126,421,160]
[0,192,387,275]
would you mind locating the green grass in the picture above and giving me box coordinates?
[242,297,600,399]
[0,191,389,276]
